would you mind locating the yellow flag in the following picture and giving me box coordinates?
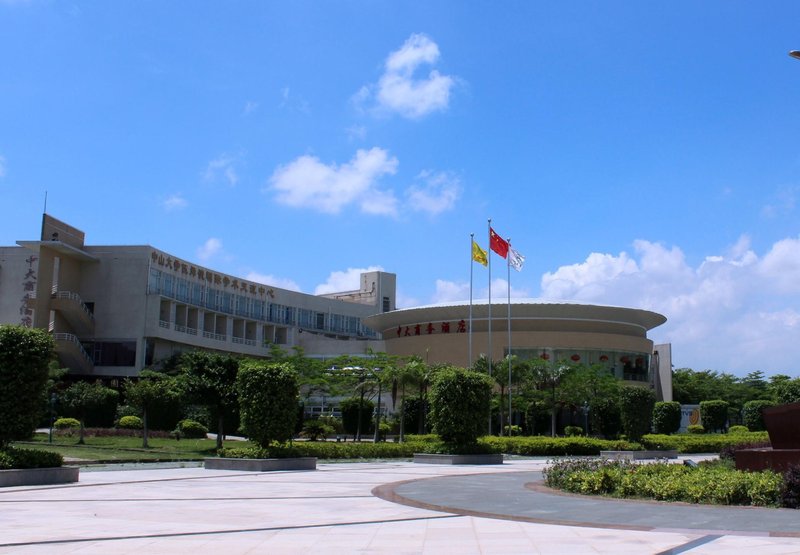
[472,240,488,266]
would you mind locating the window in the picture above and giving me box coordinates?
[383,296,390,312]
[84,341,137,367]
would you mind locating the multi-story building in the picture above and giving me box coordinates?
[0,214,395,380]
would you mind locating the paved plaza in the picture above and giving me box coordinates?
[1,459,799,554]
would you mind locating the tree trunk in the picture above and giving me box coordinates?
[142,408,149,448]
[216,412,224,450]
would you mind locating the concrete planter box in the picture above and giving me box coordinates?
[0,466,79,487]
[600,450,678,461]
[413,453,503,465]
[204,457,317,471]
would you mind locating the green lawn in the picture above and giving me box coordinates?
[12,433,256,463]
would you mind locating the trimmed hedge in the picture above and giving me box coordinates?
[619,386,655,441]
[544,458,782,507]
[54,417,80,430]
[0,447,63,469]
[652,401,681,435]
[641,432,769,453]
[700,400,729,433]
[742,400,774,432]
[118,416,144,429]
[481,436,639,456]
[177,419,208,439]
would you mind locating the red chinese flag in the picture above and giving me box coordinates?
[489,227,509,258]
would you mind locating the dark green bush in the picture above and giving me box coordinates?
[687,424,705,434]
[652,401,681,435]
[619,386,655,442]
[700,400,729,433]
[301,419,333,441]
[0,447,63,469]
[177,419,208,439]
[589,397,621,439]
[428,367,492,448]
[0,326,54,448]
[742,400,774,432]
[401,397,430,434]
[236,361,298,448]
[54,417,80,430]
[118,415,143,429]
[339,397,375,438]
[782,465,800,509]
[728,425,749,434]
[564,426,583,437]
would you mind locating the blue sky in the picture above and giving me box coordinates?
[2,1,800,376]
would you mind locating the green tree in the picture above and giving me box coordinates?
[179,351,240,450]
[770,376,800,404]
[429,366,492,448]
[339,397,374,438]
[528,359,573,437]
[619,385,656,442]
[236,361,298,448]
[124,371,180,448]
[0,325,54,448]
[61,381,119,444]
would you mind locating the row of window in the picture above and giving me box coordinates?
[148,269,376,338]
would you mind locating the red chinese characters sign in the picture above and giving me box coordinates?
[397,320,467,337]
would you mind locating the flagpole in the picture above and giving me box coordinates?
[507,238,513,437]
[469,233,474,368]
[487,218,492,435]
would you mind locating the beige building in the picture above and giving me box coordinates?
[0,214,395,379]
[364,300,672,400]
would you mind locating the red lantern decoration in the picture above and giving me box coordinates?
[620,356,630,363]
[540,352,550,360]
[570,354,581,362]
[599,355,609,362]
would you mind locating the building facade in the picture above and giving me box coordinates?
[363,300,672,400]
[0,214,395,379]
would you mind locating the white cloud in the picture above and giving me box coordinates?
[245,271,302,292]
[395,288,420,309]
[406,170,461,215]
[540,236,800,374]
[0,155,5,178]
[346,124,367,141]
[196,238,223,263]
[431,278,531,304]
[243,101,259,115]
[162,194,187,211]
[314,266,384,295]
[761,186,798,219]
[268,147,399,215]
[356,33,456,119]
[204,155,239,187]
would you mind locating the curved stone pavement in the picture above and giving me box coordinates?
[374,470,800,537]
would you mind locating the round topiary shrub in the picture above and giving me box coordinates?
[652,401,681,435]
[728,425,749,434]
[699,400,729,433]
[429,366,492,449]
[0,325,54,448]
[564,426,583,437]
[118,415,143,429]
[54,417,80,430]
[236,361,299,449]
[619,385,656,442]
[178,419,208,439]
[687,424,705,434]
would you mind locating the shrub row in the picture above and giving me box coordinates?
[0,447,63,470]
[640,432,769,453]
[544,458,783,507]
[482,436,639,456]
[55,427,175,439]
[219,440,427,460]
